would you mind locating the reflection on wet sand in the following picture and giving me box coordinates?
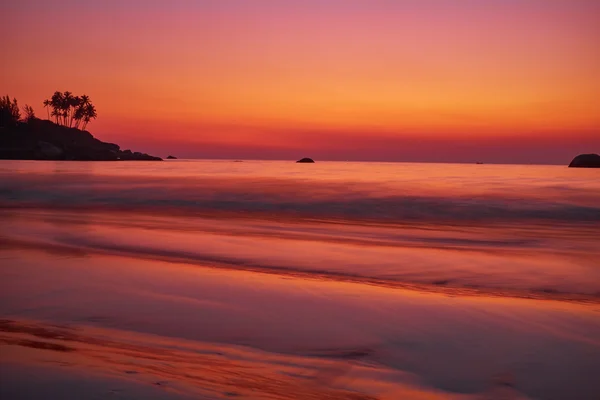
[1,248,599,399]
[2,209,599,304]
[1,319,533,400]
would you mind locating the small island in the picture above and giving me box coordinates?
[296,157,315,163]
[0,92,161,161]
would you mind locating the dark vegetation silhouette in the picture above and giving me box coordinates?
[0,95,21,128]
[44,91,97,130]
[0,93,160,161]
[22,104,35,123]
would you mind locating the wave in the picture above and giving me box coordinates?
[1,173,600,224]
[2,165,599,303]
[2,220,599,304]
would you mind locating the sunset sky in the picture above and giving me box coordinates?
[2,0,599,163]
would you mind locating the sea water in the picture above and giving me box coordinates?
[1,160,599,399]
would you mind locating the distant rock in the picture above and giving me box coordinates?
[166,155,177,159]
[568,154,600,168]
[296,157,315,163]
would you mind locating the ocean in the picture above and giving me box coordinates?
[1,160,599,399]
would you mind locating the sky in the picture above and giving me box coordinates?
[1,0,599,163]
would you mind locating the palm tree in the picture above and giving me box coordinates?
[68,96,81,127]
[61,91,74,126]
[74,94,90,129]
[46,91,98,129]
[51,108,61,124]
[81,103,97,130]
[50,91,64,125]
[43,99,51,120]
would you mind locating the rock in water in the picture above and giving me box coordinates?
[296,158,315,163]
[166,155,177,159]
[568,154,600,168]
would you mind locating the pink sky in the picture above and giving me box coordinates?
[2,0,599,163]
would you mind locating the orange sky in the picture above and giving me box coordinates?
[2,0,599,163]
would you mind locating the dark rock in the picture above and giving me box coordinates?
[568,154,600,168]
[37,141,63,159]
[0,119,161,161]
[166,155,177,159]
[118,150,162,161]
[104,142,120,152]
[296,157,315,163]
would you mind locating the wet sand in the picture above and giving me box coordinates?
[1,249,599,399]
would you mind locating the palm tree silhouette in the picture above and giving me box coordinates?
[74,95,90,129]
[62,91,74,126]
[46,91,97,129]
[81,103,97,130]
[43,99,51,120]
[50,91,64,125]
[51,108,61,124]
[68,96,81,127]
